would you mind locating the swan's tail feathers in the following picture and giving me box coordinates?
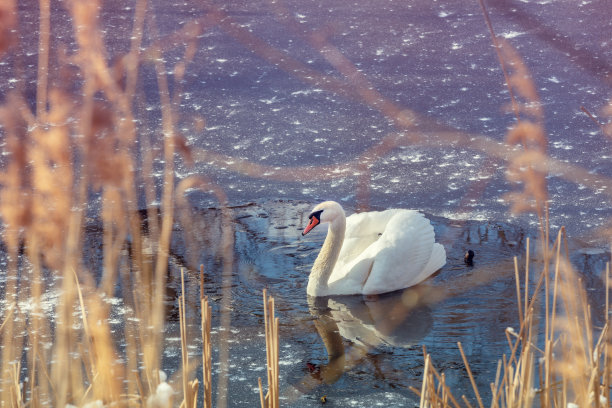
[414,243,446,284]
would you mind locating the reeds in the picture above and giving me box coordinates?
[179,268,199,408]
[0,0,275,403]
[201,265,213,408]
[415,8,611,404]
[259,289,280,408]
[415,228,612,408]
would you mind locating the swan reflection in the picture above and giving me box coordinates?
[303,288,432,386]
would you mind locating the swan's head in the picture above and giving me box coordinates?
[302,201,345,236]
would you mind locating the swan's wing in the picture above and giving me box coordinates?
[412,242,446,284]
[361,211,444,295]
[327,210,400,289]
[337,210,397,262]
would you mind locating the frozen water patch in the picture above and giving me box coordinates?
[323,392,416,407]
[577,247,606,255]
[291,88,323,96]
[13,287,61,318]
[439,209,492,222]
[259,96,283,105]
[552,141,574,150]
[500,31,526,39]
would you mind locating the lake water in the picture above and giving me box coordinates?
[1,0,611,406]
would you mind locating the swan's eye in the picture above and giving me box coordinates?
[308,209,323,221]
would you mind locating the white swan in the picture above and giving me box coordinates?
[302,201,446,296]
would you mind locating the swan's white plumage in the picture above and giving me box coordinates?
[304,201,446,296]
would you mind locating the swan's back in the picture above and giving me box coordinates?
[328,209,445,295]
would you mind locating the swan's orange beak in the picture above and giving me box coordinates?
[302,216,319,236]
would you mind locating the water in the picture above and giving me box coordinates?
[1,0,611,406]
[153,200,605,406]
[2,0,611,237]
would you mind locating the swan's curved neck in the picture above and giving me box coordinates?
[308,217,346,296]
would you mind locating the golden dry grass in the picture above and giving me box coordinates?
[415,230,611,408]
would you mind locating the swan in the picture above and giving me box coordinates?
[302,201,446,296]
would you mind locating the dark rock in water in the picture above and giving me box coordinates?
[464,250,475,266]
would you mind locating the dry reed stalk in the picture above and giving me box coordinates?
[175,175,235,408]
[458,342,484,408]
[259,289,280,408]
[490,360,502,408]
[514,257,524,328]
[124,0,148,97]
[478,2,548,220]
[217,209,237,408]
[36,0,49,121]
[178,268,200,408]
[201,265,213,408]
[9,360,22,406]
[0,0,16,56]
[605,263,611,407]
[26,233,51,405]
[136,132,158,314]
[147,12,178,384]
[525,237,530,327]
[88,297,125,404]
[121,261,146,406]
[419,354,430,408]
[101,187,128,297]
[412,348,458,407]
[0,102,28,404]
[179,269,189,406]
[461,394,475,408]
[604,99,612,138]
[73,269,96,388]
[549,250,609,407]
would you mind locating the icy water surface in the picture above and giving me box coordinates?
[138,200,607,406]
[1,0,611,236]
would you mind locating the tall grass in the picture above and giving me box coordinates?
[0,0,280,406]
[416,230,611,408]
[416,5,611,406]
